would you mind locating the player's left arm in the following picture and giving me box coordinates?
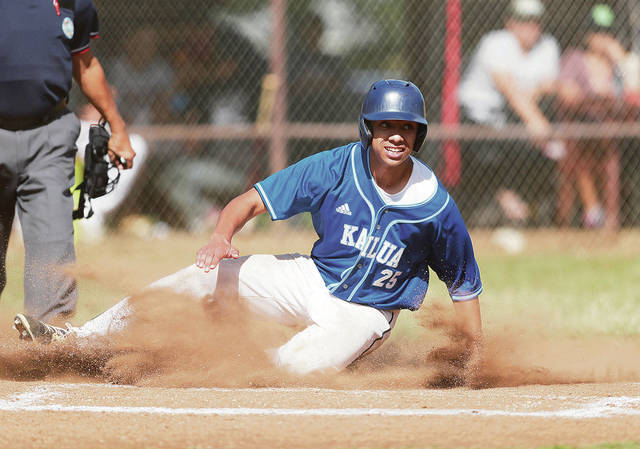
[72,50,134,170]
[453,297,483,384]
[453,297,482,356]
[427,199,483,370]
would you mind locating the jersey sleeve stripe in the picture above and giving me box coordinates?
[451,286,483,301]
[254,183,278,220]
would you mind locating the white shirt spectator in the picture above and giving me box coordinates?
[458,29,560,125]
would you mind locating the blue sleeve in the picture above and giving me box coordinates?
[254,147,348,220]
[70,0,99,54]
[428,198,483,301]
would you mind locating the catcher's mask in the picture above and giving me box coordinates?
[358,79,429,152]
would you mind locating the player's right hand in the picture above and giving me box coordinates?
[195,233,239,272]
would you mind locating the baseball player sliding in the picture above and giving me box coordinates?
[14,80,483,376]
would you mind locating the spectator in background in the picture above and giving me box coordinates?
[287,10,354,124]
[555,3,640,229]
[457,0,559,227]
[207,22,267,125]
[160,21,267,126]
[161,24,216,125]
[108,25,174,125]
[153,21,267,231]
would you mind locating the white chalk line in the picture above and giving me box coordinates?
[1,403,640,418]
[1,385,640,419]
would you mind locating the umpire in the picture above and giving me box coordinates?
[0,0,135,323]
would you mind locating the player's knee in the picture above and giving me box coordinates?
[274,340,346,375]
[274,313,392,375]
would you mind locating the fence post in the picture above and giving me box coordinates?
[269,0,288,174]
[440,0,462,188]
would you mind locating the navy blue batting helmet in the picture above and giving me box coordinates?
[359,79,429,151]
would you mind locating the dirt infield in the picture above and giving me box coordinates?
[0,381,639,448]
[0,292,640,448]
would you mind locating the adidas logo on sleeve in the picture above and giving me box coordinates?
[336,203,352,215]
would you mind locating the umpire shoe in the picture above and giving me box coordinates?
[13,314,69,344]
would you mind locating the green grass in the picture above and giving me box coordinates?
[477,250,640,336]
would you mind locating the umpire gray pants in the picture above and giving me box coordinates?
[0,112,80,321]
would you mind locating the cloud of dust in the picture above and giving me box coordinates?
[1,294,640,389]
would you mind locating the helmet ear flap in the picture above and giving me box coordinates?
[358,118,373,149]
[414,123,428,152]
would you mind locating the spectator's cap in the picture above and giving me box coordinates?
[588,3,616,33]
[508,0,545,21]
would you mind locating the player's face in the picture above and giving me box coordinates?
[370,120,417,167]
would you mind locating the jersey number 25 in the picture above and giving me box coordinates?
[372,269,402,289]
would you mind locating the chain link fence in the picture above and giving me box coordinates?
[72,0,640,240]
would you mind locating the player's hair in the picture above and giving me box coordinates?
[358,79,429,152]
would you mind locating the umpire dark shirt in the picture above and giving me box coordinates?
[0,0,99,119]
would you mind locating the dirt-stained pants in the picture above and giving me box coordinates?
[75,254,398,375]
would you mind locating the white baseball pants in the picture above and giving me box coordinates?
[74,254,399,375]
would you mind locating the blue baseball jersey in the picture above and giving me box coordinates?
[254,142,483,311]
